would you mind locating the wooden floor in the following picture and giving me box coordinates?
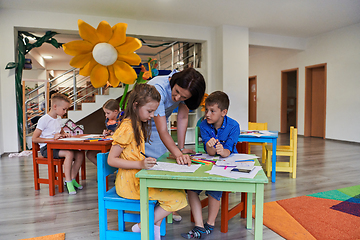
[1,134,360,240]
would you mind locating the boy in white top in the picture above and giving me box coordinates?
[32,93,84,195]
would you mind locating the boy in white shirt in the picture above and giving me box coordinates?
[32,93,84,195]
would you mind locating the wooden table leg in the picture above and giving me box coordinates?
[47,146,55,196]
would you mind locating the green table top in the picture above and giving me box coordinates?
[136,152,268,184]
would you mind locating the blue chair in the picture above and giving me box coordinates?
[97,152,166,240]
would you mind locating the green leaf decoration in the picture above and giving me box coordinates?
[5,62,17,69]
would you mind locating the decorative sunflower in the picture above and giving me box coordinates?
[63,19,142,88]
[200,93,209,111]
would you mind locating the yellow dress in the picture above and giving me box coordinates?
[112,119,187,212]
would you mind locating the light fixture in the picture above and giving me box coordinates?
[42,55,53,59]
[178,61,184,65]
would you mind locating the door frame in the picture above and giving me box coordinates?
[304,63,327,138]
[280,68,298,133]
[248,75,257,122]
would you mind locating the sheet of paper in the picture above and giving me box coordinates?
[58,137,84,141]
[191,153,219,161]
[80,134,104,138]
[149,162,202,173]
[205,165,262,179]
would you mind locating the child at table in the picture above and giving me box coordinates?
[107,84,187,240]
[182,91,240,239]
[86,99,122,165]
[32,93,84,195]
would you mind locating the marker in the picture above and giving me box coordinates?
[190,153,203,156]
[235,160,255,162]
[141,152,158,165]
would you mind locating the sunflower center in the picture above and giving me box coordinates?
[92,43,118,66]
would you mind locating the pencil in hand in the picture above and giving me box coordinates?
[140,152,158,165]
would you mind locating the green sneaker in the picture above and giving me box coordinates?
[72,179,83,190]
[65,181,76,195]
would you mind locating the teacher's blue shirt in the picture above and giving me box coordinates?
[199,115,240,153]
[145,70,181,158]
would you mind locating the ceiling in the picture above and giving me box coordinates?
[4,0,360,70]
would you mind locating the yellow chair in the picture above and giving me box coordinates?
[265,126,298,178]
[248,122,268,163]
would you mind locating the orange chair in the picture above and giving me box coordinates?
[190,142,249,233]
[265,126,298,178]
[248,122,268,163]
[32,142,86,194]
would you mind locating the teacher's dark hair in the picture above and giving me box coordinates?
[170,68,206,110]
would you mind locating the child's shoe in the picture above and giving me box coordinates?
[181,226,207,239]
[204,222,214,234]
[65,181,76,195]
[72,179,83,190]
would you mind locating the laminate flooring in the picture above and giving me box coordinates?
[0,134,359,240]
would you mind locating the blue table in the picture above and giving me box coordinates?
[238,131,278,182]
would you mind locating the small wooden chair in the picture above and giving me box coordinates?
[97,152,166,240]
[265,126,298,178]
[248,122,268,163]
[32,142,86,194]
[190,142,249,233]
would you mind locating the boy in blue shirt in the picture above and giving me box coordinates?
[181,91,240,239]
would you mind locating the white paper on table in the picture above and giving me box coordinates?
[58,137,85,141]
[191,153,219,161]
[149,162,202,173]
[215,153,258,167]
[80,134,104,138]
[205,165,262,179]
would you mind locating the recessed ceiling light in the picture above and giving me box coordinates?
[42,55,53,59]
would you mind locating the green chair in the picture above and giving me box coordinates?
[195,116,205,153]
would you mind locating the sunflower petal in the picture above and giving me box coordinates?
[96,21,112,42]
[63,40,93,56]
[78,19,99,45]
[69,52,93,68]
[117,52,141,66]
[79,58,97,76]
[108,65,120,87]
[90,64,109,88]
[115,37,142,55]
[113,61,137,84]
[108,23,127,47]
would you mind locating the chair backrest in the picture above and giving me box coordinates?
[248,122,268,131]
[195,116,205,153]
[32,142,42,159]
[97,152,117,198]
[289,126,298,152]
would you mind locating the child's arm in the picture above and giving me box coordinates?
[32,128,62,143]
[215,142,231,158]
[205,138,218,156]
[108,144,157,170]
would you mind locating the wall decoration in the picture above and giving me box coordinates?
[63,20,142,88]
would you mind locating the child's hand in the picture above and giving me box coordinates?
[206,138,218,149]
[215,142,230,157]
[54,133,62,140]
[63,132,71,138]
[103,129,109,136]
[142,157,157,169]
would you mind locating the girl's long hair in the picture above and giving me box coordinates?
[120,84,161,146]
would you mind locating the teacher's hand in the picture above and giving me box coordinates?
[181,148,196,154]
[176,154,192,166]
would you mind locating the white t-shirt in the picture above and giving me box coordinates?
[36,114,62,148]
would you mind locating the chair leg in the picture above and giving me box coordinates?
[261,144,266,163]
[266,150,271,177]
[33,161,40,190]
[248,145,251,154]
[118,210,125,231]
[240,192,247,218]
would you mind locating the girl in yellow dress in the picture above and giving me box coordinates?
[108,84,188,240]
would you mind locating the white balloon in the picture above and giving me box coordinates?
[92,43,118,66]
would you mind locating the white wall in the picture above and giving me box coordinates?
[0,9,216,153]
[249,22,360,143]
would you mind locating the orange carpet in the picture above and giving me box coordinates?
[256,185,360,240]
[19,233,65,240]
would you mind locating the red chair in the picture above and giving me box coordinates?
[190,142,249,233]
[32,142,86,195]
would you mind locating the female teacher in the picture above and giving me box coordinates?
[145,67,206,166]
